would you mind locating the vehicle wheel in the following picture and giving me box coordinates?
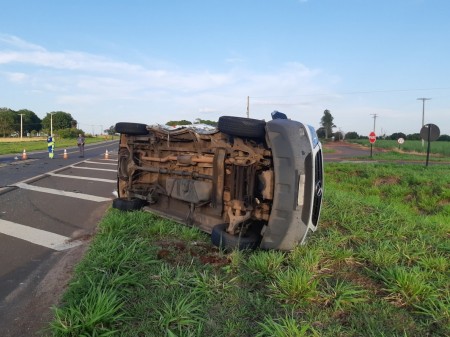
[211,223,261,251]
[218,116,266,138]
[112,197,145,211]
[115,122,148,135]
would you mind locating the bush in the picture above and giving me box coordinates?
[389,132,406,140]
[57,128,84,139]
[406,133,421,140]
[346,131,359,139]
[437,134,450,141]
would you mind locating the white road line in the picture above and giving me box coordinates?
[0,219,82,251]
[84,160,117,166]
[70,166,116,172]
[14,182,111,202]
[47,172,116,183]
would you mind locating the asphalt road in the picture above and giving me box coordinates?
[0,140,119,336]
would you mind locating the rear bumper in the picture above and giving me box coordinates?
[260,119,323,250]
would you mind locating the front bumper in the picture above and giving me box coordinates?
[260,119,323,250]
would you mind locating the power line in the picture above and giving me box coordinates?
[370,114,378,132]
[249,87,450,99]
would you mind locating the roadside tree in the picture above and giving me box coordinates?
[15,109,42,136]
[345,131,359,139]
[406,133,421,140]
[105,125,116,135]
[316,127,326,139]
[320,109,336,139]
[333,131,344,141]
[389,132,406,140]
[41,111,76,133]
[437,134,450,141]
[0,108,16,137]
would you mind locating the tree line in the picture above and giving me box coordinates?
[344,131,450,141]
[318,109,449,141]
[0,107,81,138]
[5,106,446,142]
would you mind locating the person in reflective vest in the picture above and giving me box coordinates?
[47,136,55,159]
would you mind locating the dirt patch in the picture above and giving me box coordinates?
[374,176,401,186]
[156,240,229,267]
[438,198,450,206]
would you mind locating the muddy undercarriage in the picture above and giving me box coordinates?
[114,116,323,251]
[118,125,273,237]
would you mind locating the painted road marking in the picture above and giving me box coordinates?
[0,219,82,251]
[70,166,116,172]
[14,182,111,202]
[47,172,116,183]
[84,160,117,166]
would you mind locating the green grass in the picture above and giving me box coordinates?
[0,136,113,155]
[47,163,450,337]
[357,150,450,162]
[348,139,450,157]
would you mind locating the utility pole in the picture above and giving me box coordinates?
[417,98,431,147]
[246,96,249,118]
[19,113,24,140]
[50,113,54,137]
[370,114,378,132]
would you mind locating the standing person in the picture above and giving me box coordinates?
[47,136,54,159]
[77,133,85,157]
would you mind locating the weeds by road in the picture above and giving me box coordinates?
[48,163,449,337]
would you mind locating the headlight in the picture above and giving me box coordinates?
[307,125,319,148]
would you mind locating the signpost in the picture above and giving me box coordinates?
[397,137,404,149]
[420,124,440,167]
[369,131,376,157]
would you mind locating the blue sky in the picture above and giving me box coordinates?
[1,0,449,136]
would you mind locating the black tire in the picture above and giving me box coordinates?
[112,197,145,211]
[115,122,148,135]
[218,116,266,138]
[211,223,261,251]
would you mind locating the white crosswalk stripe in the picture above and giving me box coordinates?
[0,219,83,251]
[14,182,112,202]
[47,172,116,183]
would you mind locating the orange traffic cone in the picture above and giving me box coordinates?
[63,149,68,159]
[22,149,27,160]
[105,149,109,159]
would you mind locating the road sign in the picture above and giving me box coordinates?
[397,137,405,144]
[419,124,441,167]
[369,131,376,144]
[420,124,440,142]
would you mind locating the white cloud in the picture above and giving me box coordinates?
[0,34,46,51]
[5,72,28,82]
[0,34,339,129]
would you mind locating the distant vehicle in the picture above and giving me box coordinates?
[113,114,324,251]
[10,132,19,137]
